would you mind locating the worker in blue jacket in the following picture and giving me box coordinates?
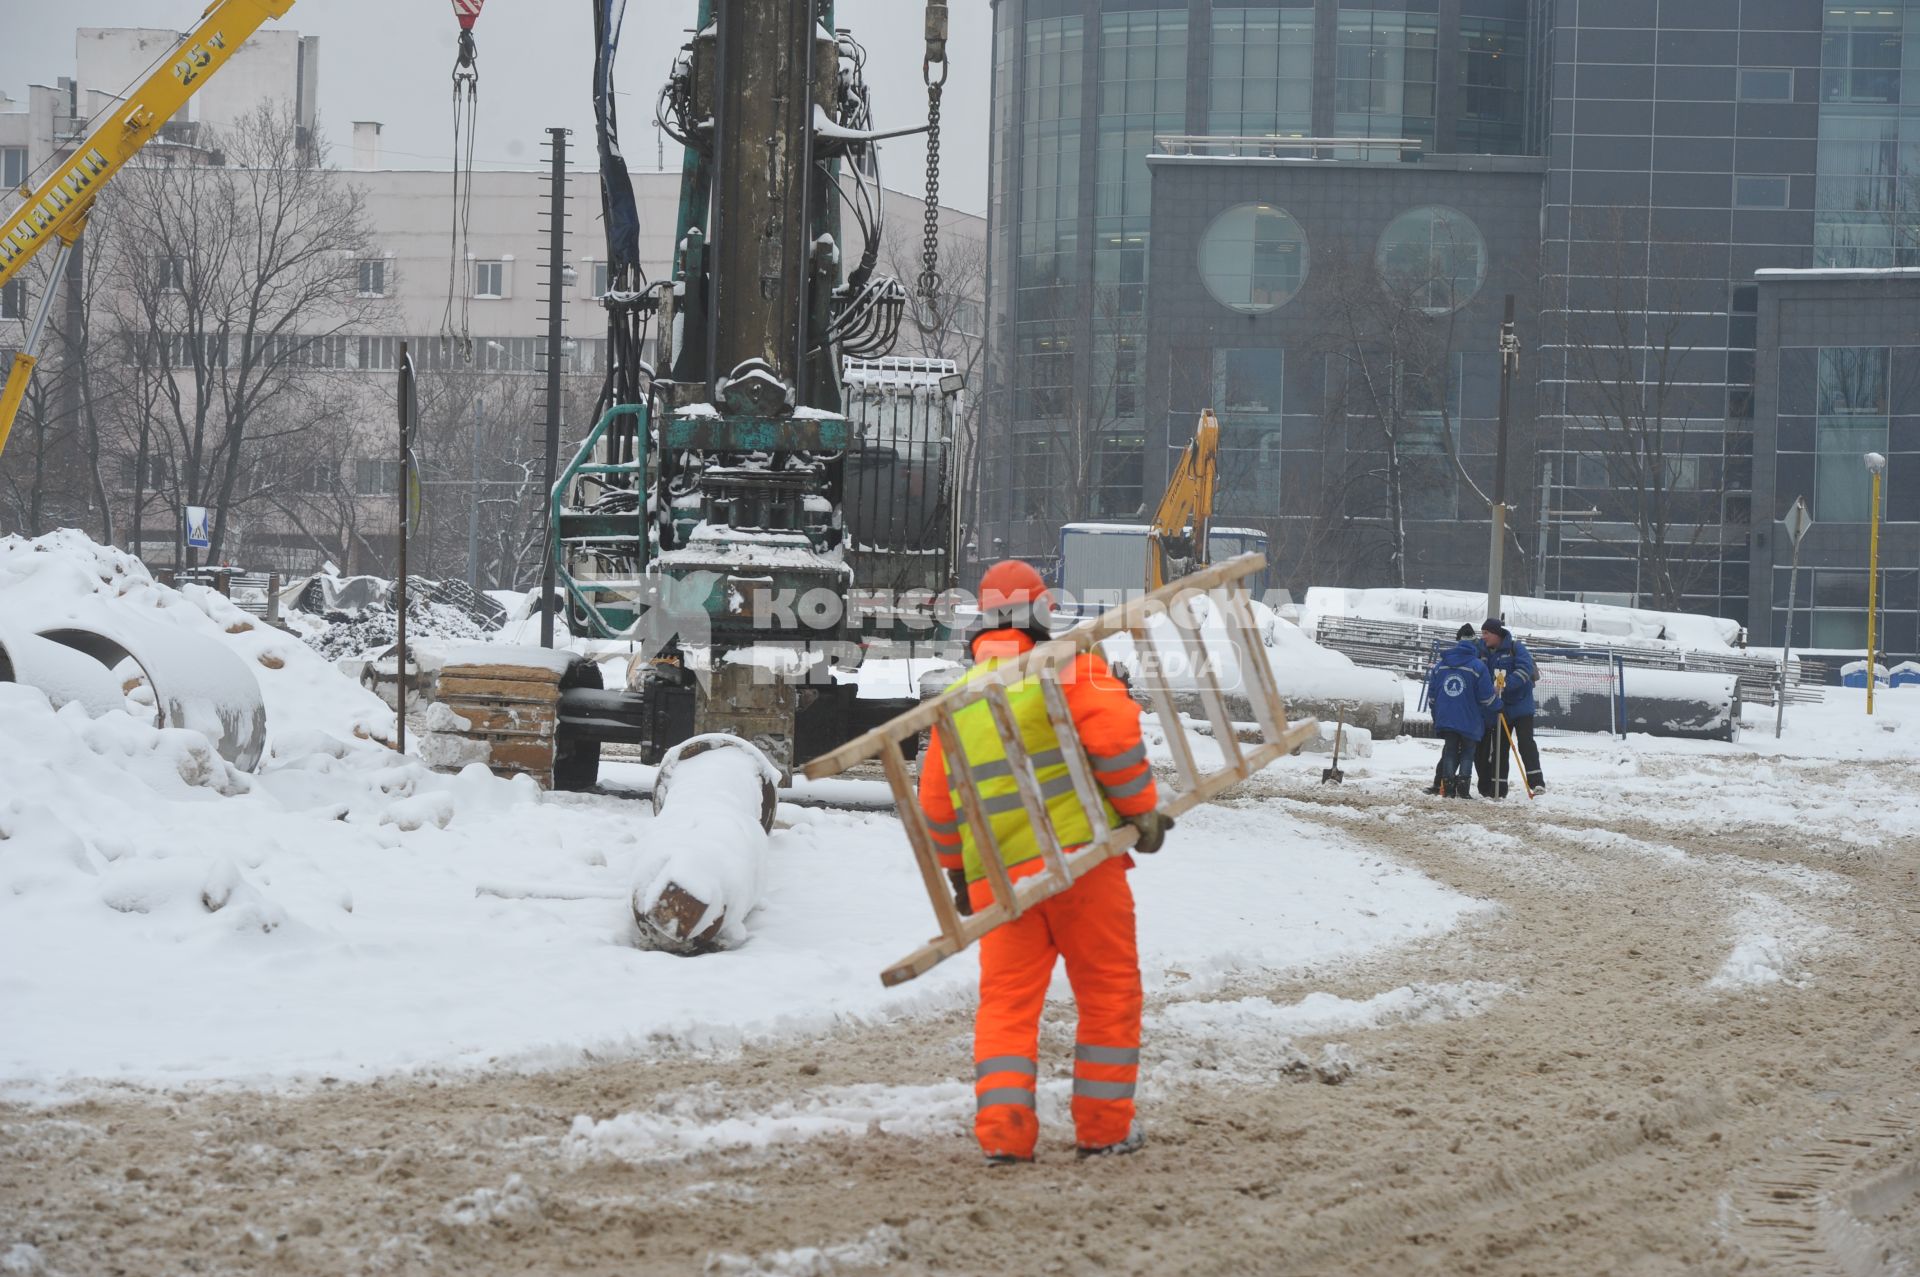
[1475,619,1547,797]
[1426,633,1498,798]
[1427,624,1478,794]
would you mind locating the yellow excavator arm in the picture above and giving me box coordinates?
[1147,409,1220,591]
[0,0,296,459]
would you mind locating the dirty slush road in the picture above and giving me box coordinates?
[5,758,1919,1276]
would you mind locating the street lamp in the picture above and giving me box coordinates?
[1865,451,1886,715]
[1776,496,1812,740]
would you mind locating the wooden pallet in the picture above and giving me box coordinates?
[418,660,560,788]
[801,554,1316,986]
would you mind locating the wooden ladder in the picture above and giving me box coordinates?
[801,554,1318,986]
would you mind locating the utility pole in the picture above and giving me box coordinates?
[539,127,570,648]
[1487,293,1518,621]
[397,341,417,754]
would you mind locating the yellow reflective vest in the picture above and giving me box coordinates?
[945,659,1120,884]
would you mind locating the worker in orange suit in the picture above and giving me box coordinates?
[918,560,1173,1164]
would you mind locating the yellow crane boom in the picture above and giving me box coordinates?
[0,0,296,459]
[1147,408,1220,591]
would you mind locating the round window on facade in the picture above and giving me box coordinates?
[1375,206,1488,315]
[1198,203,1310,315]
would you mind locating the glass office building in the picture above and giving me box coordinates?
[983,0,1535,558]
[983,0,1920,657]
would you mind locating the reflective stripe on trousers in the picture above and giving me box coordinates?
[1073,1042,1139,1103]
[974,1054,1038,1113]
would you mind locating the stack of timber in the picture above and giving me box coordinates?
[413,645,574,787]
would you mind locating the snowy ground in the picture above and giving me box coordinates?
[4,666,1910,1098]
[0,690,1478,1091]
[8,535,1920,1275]
[3,530,1916,1103]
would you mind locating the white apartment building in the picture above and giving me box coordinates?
[2,27,984,579]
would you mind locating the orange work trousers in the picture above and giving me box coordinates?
[971,856,1142,1159]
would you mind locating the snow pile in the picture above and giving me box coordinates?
[0,529,395,750]
[0,684,283,938]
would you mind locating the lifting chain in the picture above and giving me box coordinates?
[919,1,949,307]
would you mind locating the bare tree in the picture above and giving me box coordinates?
[98,104,387,566]
[245,420,377,573]
[1315,249,1464,587]
[0,241,103,538]
[410,365,590,589]
[1312,214,1539,593]
[1553,213,1723,611]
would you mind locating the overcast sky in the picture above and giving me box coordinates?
[0,1,992,214]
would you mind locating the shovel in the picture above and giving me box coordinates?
[1321,716,1346,785]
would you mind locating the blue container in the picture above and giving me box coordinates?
[1842,661,1890,688]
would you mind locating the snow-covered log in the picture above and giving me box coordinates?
[630,735,779,954]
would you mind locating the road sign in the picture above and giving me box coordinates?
[1782,496,1812,548]
[184,505,213,550]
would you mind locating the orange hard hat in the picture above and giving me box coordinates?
[977,559,1054,631]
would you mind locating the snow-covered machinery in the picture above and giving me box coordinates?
[541,0,957,790]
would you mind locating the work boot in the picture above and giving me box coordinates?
[1078,1123,1145,1158]
[1453,783,1475,800]
[984,1153,1033,1166]
[1439,779,1455,798]
[1528,775,1547,794]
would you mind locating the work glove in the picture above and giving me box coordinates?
[947,867,973,918]
[1127,810,1174,854]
